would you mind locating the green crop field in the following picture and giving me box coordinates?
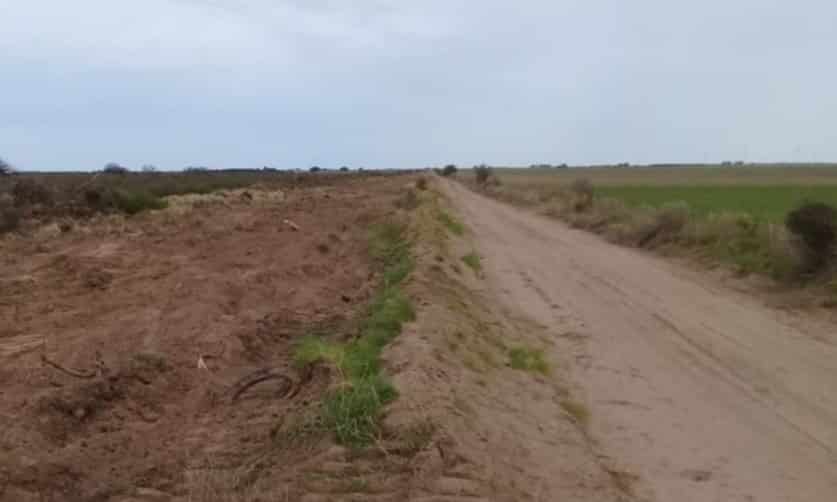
[487,166,837,221]
[595,185,837,222]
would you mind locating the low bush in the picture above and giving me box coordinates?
[474,164,492,186]
[12,179,53,207]
[786,202,837,273]
[112,189,168,215]
[637,202,690,247]
[441,164,458,177]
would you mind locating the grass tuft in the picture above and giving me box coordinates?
[508,346,550,375]
[293,219,415,447]
[461,252,482,273]
[322,375,398,447]
[293,335,344,369]
[437,210,465,236]
[560,399,591,428]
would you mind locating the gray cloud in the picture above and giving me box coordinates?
[2,0,836,170]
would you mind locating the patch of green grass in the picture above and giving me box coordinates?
[597,185,837,222]
[293,220,414,448]
[293,335,344,368]
[461,252,482,273]
[369,222,414,286]
[437,210,465,236]
[322,375,398,446]
[508,346,550,375]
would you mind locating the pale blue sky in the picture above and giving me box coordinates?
[2,1,836,170]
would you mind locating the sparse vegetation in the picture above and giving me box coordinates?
[0,169,396,234]
[461,252,482,273]
[508,346,550,375]
[293,220,415,447]
[437,210,465,236]
[111,189,168,215]
[560,399,590,427]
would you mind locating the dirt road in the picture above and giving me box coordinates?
[443,180,837,502]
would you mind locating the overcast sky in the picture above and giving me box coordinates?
[2,1,836,170]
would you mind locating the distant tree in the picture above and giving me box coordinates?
[184,166,209,172]
[103,162,129,174]
[0,157,13,176]
[556,163,569,169]
[141,164,158,173]
[309,166,322,173]
[441,164,458,176]
[339,166,350,172]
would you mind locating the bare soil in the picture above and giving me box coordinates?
[443,179,837,501]
[0,179,401,501]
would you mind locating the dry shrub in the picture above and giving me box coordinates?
[395,188,419,211]
[636,202,689,248]
[12,179,53,207]
[683,212,755,246]
[569,178,594,212]
[474,164,492,186]
[786,202,837,273]
[0,202,21,234]
[415,177,428,191]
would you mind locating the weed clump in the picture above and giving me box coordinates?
[508,346,550,374]
[437,210,465,236]
[786,202,837,273]
[560,399,590,427]
[461,252,482,272]
[570,178,594,212]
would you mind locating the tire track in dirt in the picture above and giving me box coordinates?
[443,179,837,502]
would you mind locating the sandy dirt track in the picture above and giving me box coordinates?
[443,180,837,502]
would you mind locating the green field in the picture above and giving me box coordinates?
[492,166,837,187]
[488,166,837,221]
[595,185,837,222]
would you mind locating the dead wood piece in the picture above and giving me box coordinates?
[231,370,294,402]
[41,355,97,379]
